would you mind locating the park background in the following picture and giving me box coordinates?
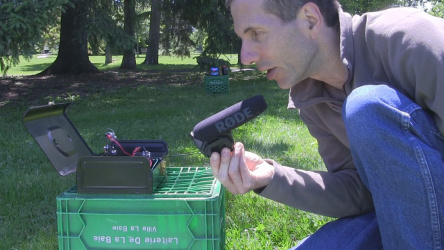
[1,0,443,249]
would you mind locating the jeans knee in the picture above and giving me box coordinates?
[342,85,396,139]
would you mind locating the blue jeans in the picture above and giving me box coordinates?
[296,85,444,249]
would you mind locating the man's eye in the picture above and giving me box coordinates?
[252,31,260,39]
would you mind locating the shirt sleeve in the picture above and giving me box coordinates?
[257,103,374,218]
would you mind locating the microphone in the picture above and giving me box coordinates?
[190,95,268,157]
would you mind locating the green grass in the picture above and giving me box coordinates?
[5,53,240,76]
[0,55,332,249]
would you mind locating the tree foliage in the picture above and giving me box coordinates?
[0,0,71,75]
[2,0,442,75]
[87,0,133,56]
[162,0,240,59]
[156,1,195,58]
[341,0,399,15]
[341,0,444,15]
[426,0,444,17]
[431,2,444,17]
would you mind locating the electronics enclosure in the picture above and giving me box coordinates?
[23,103,168,194]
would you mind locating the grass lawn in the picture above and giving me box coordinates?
[0,54,332,249]
[4,53,239,76]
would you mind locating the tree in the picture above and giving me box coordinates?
[197,2,240,58]
[429,1,444,17]
[418,0,444,17]
[120,0,137,69]
[39,0,100,75]
[160,5,195,58]
[162,0,240,63]
[341,0,399,15]
[0,0,70,75]
[399,0,426,7]
[86,0,133,65]
[40,0,136,75]
[341,0,444,15]
[141,0,161,65]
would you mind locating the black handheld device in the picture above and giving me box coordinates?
[190,95,268,157]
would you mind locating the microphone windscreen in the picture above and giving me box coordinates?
[192,95,267,141]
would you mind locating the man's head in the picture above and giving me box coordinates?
[228,0,345,89]
[226,0,340,27]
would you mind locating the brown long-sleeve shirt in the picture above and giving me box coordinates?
[258,7,444,218]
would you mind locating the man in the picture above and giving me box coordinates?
[210,0,444,248]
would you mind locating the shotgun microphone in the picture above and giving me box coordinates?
[190,95,268,157]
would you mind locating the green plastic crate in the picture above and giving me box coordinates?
[57,167,225,250]
[204,75,229,93]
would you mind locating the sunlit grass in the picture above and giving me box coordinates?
[4,53,240,76]
[0,60,332,249]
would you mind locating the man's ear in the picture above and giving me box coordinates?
[300,2,322,38]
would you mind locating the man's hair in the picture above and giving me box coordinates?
[226,0,340,27]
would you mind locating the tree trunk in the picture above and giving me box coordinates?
[142,0,161,65]
[105,41,113,64]
[120,0,136,69]
[38,0,100,75]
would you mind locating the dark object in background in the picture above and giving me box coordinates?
[221,65,229,75]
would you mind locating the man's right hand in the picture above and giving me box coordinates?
[210,142,274,195]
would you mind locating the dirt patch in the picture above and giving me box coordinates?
[0,69,203,107]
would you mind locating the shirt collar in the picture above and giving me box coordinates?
[338,8,355,95]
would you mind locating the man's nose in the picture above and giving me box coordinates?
[240,43,258,65]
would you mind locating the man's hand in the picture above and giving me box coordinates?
[210,142,274,194]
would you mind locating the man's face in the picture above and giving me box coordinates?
[231,0,317,89]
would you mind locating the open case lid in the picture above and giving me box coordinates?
[23,103,93,176]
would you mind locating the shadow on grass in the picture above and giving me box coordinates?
[0,65,208,109]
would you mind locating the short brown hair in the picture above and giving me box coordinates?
[226,0,340,27]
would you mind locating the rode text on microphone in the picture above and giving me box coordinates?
[191,95,268,157]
